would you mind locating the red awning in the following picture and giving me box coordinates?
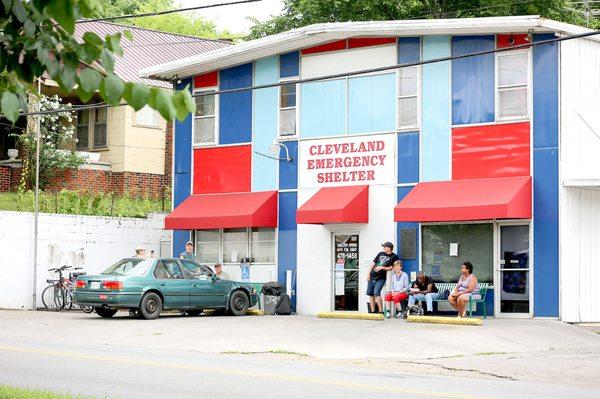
[394,176,532,222]
[297,185,369,224]
[165,191,278,230]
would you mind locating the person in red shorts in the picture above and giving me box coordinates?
[384,260,409,318]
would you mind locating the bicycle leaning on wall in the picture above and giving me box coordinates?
[42,265,93,313]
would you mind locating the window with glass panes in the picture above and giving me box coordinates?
[279,82,297,136]
[135,105,160,128]
[497,50,529,119]
[194,89,216,144]
[76,108,108,150]
[397,66,419,128]
[194,228,276,264]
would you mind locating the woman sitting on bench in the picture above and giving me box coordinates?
[448,261,481,318]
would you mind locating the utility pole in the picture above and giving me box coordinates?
[32,79,41,310]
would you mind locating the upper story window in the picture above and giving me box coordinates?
[194,89,217,145]
[279,81,297,137]
[497,50,529,120]
[76,108,107,150]
[397,65,419,129]
[135,105,160,128]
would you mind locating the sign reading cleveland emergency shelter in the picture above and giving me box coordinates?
[299,134,396,189]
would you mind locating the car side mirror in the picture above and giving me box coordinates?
[211,275,218,282]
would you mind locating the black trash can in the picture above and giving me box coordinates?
[261,282,285,315]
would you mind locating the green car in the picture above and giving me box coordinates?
[72,258,258,319]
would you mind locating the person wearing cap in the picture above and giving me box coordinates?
[134,246,146,258]
[213,263,230,280]
[367,241,399,314]
[179,241,196,261]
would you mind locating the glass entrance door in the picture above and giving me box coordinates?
[332,234,359,311]
[497,225,531,316]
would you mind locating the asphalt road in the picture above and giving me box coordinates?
[0,334,596,399]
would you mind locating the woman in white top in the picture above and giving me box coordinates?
[448,261,480,318]
[384,260,409,318]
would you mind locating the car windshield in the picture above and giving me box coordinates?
[102,259,153,276]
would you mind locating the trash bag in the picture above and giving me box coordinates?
[275,294,292,315]
[261,282,285,297]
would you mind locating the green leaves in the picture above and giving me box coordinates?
[123,82,150,111]
[46,0,75,33]
[99,48,115,74]
[1,91,20,123]
[173,87,195,121]
[78,68,102,93]
[99,74,125,105]
[151,89,176,121]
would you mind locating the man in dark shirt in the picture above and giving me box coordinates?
[408,271,440,315]
[366,242,399,313]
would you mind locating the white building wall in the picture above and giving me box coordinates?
[296,185,397,314]
[560,38,600,322]
[0,211,170,310]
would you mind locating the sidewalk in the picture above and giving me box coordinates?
[1,310,599,387]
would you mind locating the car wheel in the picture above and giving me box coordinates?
[185,309,203,317]
[95,307,118,318]
[229,290,249,316]
[139,292,162,320]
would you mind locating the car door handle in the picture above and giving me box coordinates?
[160,283,166,287]
[192,284,198,287]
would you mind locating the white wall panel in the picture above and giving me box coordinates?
[301,44,396,79]
[296,185,397,314]
[560,187,600,322]
[560,39,600,186]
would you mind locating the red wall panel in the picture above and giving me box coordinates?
[452,122,530,180]
[193,145,251,194]
[348,37,397,49]
[497,34,530,49]
[194,71,218,88]
[301,40,347,55]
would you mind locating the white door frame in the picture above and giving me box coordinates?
[494,221,533,318]
[330,231,360,312]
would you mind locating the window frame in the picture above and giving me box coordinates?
[75,108,109,151]
[396,64,421,131]
[495,49,531,122]
[278,77,299,138]
[192,87,219,147]
[193,227,277,266]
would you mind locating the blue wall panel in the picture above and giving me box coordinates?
[300,79,346,137]
[421,36,451,182]
[253,57,278,191]
[397,132,419,184]
[279,140,298,190]
[172,79,193,256]
[220,63,253,144]
[280,51,300,78]
[348,73,396,134]
[398,37,420,64]
[397,187,419,275]
[533,34,559,149]
[532,34,559,317]
[452,35,495,125]
[278,192,298,308]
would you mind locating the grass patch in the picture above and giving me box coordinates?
[0,190,170,218]
[474,351,508,356]
[0,384,98,399]
[221,349,309,357]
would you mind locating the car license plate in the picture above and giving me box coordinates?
[90,281,100,290]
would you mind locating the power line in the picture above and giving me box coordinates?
[19,27,600,118]
[76,0,262,24]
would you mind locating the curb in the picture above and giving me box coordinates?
[406,315,482,326]
[317,312,385,321]
[203,309,264,316]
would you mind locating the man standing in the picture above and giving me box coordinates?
[214,263,230,280]
[179,241,196,260]
[367,242,399,314]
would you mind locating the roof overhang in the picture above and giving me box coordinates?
[140,16,598,81]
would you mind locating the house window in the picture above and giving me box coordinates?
[279,82,297,137]
[76,108,107,150]
[194,89,216,145]
[497,50,529,119]
[135,105,160,128]
[397,66,419,129]
[194,228,276,264]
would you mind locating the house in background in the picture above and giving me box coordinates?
[0,22,231,197]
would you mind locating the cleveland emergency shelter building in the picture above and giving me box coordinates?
[141,16,600,322]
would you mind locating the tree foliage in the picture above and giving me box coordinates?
[93,0,238,40]
[0,0,194,124]
[247,0,594,40]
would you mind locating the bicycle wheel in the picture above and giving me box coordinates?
[63,289,74,310]
[53,286,65,311]
[41,286,55,310]
[79,304,94,313]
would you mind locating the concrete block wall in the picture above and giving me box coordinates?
[0,211,170,309]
